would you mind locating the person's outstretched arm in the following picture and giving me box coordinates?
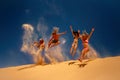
[70,25,75,37]
[88,28,94,40]
[58,31,67,36]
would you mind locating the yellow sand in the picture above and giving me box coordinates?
[0,56,120,80]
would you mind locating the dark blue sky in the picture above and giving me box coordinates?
[0,0,120,68]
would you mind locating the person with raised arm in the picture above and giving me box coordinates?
[78,28,95,62]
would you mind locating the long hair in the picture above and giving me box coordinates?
[73,31,79,37]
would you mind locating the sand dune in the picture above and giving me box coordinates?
[0,56,120,80]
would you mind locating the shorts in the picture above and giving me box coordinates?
[52,39,58,43]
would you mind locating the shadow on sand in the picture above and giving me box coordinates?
[68,62,76,65]
[18,64,38,71]
[68,61,87,68]
[77,63,87,68]
[68,59,95,68]
[18,63,47,71]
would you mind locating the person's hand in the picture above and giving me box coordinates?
[78,30,80,33]
[70,25,72,29]
[92,28,94,31]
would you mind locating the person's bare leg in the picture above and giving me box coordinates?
[79,51,84,62]
[78,48,86,62]
[48,41,52,48]
[80,48,89,61]
[55,41,60,46]
[50,41,60,48]
[70,43,74,55]
[70,47,73,55]
[72,44,78,57]
[72,47,77,57]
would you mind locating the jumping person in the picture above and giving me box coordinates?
[48,27,66,48]
[70,26,80,57]
[78,28,94,62]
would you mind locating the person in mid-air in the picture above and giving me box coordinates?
[78,28,94,62]
[70,26,80,57]
[48,27,66,48]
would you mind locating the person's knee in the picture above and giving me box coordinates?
[58,41,60,44]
